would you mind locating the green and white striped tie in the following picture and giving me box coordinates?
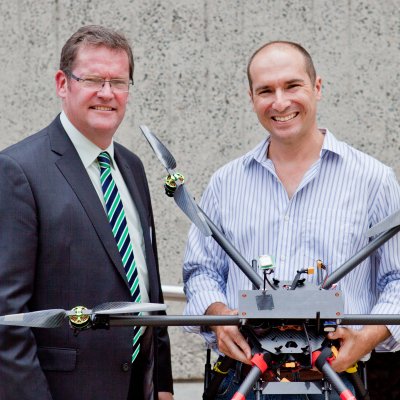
[98,151,141,363]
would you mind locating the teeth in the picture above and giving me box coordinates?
[273,113,297,122]
[93,106,113,111]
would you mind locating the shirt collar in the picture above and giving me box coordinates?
[319,128,345,159]
[242,138,270,168]
[60,111,115,168]
[242,128,344,168]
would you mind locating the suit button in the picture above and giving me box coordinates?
[121,362,130,372]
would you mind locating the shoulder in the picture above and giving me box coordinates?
[0,130,54,179]
[343,142,393,182]
[325,131,394,182]
[0,116,64,164]
[1,128,49,158]
[325,132,399,216]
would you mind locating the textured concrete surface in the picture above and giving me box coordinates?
[0,0,399,382]
[174,381,204,400]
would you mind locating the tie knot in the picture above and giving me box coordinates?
[98,151,111,169]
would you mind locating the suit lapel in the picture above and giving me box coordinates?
[48,117,129,287]
[114,150,149,237]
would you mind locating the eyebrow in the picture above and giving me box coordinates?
[286,79,305,85]
[83,74,129,80]
[254,78,306,94]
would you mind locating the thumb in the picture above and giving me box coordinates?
[327,331,336,340]
[327,326,347,340]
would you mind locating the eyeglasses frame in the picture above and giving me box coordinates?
[65,71,134,93]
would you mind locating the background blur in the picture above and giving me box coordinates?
[0,0,399,383]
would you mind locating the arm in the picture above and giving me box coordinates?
[0,154,52,400]
[329,168,400,371]
[369,168,400,350]
[183,176,251,363]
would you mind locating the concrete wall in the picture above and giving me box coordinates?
[1,0,399,381]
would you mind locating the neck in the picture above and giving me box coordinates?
[267,129,325,199]
[80,130,114,150]
[268,129,324,164]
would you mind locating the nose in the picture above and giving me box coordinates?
[97,81,114,99]
[272,90,290,112]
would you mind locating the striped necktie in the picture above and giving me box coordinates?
[98,151,142,363]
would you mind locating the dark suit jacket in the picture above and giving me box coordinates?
[0,116,173,400]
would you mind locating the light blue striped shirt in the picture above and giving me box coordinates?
[183,129,400,351]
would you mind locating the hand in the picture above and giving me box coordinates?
[327,325,390,372]
[158,392,174,400]
[206,302,252,365]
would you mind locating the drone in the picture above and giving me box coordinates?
[1,126,400,400]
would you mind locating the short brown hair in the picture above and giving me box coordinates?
[60,25,134,81]
[247,41,316,91]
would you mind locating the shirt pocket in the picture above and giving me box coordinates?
[301,207,360,275]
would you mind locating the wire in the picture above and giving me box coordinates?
[264,270,277,290]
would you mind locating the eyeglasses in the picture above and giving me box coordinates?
[67,72,133,93]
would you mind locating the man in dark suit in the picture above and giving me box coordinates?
[0,25,173,400]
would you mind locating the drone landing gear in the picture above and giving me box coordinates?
[313,348,356,400]
[204,349,358,400]
[227,347,357,399]
[231,353,271,400]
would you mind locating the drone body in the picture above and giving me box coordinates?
[2,126,400,400]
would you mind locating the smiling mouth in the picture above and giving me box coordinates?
[91,106,114,111]
[272,112,298,122]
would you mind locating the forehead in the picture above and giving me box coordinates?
[73,44,129,75]
[250,45,309,86]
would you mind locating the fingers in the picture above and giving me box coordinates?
[329,354,350,373]
[205,302,252,364]
[327,328,361,372]
[215,325,252,364]
[327,326,348,341]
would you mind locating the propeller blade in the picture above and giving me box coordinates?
[174,185,212,237]
[366,209,400,237]
[139,125,212,236]
[139,125,177,171]
[92,302,167,315]
[0,309,67,328]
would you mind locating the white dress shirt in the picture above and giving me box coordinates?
[60,111,150,305]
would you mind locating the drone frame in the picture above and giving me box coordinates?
[1,125,400,399]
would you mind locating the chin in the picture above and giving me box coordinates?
[91,121,120,134]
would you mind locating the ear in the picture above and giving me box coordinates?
[55,70,69,99]
[248,88,255,110]
[314,76,322,101]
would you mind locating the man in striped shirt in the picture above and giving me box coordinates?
[183,41,400,399]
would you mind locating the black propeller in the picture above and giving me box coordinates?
[0,302,167,328]
[139,125,212,237]
[139,124,263,288]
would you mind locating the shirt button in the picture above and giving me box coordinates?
[281,255,285,261]
[121,362,130,372]
[284,215,289,222]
